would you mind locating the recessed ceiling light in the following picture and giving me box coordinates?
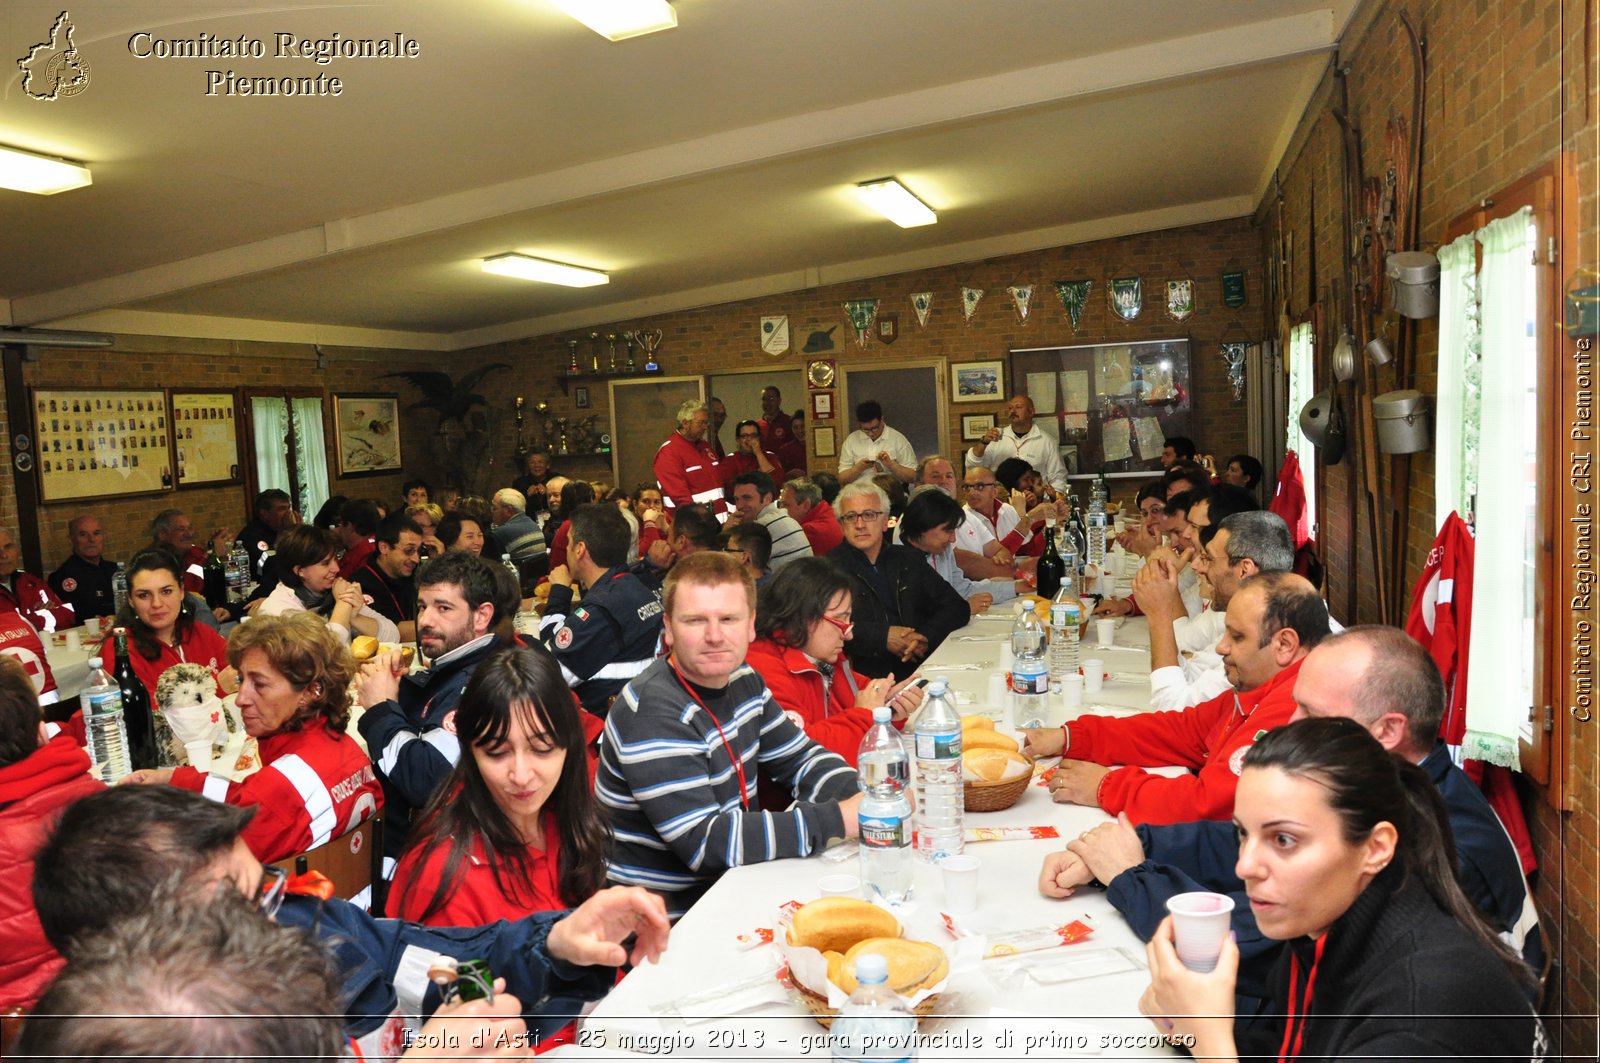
[0,143,92,195]
[481,253,610,287]
[551,0,677,41]
[855,177,936,228]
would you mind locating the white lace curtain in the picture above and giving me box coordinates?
[251,396,330,520]
[1284,321,1318,528]
[1434,231,1481,529]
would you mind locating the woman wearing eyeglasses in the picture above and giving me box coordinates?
[746,557,924,769]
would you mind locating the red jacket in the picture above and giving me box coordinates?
[0,571,76,633]
[721,449,785,487]
[0,611,59,706]
[744,638,877,765]
[652,432,727,518]
[389,813,564,926]
[171,717,383,864]
[99,621,228,705]
[0,735,104,1009]
[1066,658,1305,825]
[795,501,844,556]
[179,544,208,594]
[760,416,806,474]
[338,538,377,580]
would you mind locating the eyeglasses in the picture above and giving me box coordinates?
[839,510,885,524]
[821,613,855,636]
[963,481,998,490]
[257,863,288,919]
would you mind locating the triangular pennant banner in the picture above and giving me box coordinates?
[844,299,879,347]
[961,287,984,323]
[1109,276,1142,322]
[1055,280,1092,331]
[1007,284,1034,324]
[910,291,934,328]
[760,315,790,355]
[1165,279,1194,321]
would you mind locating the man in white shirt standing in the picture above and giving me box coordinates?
[965,395,1068,493]
[837,400,916,485]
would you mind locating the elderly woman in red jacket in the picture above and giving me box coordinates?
[0,656,103,1012]
[745,557,923,766]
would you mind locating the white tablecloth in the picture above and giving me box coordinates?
[582,614,1178,1059]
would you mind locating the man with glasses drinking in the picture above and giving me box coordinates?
[955,465,1058,580]
[827,481,968,679]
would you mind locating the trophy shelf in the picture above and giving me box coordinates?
[555,368,663,396]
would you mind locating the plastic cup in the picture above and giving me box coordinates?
[65,629,82,652]
[184,741,212,774]
[818,874,861,898]
[986,673,1008,718]
[1098,572,1116,597]
[1082,659,1104,694]
[941,855,980,914]
[1056,672,1083,708]
[1094,619,1116,647]
[1166,892,1236,972]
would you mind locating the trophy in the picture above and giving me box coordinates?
[606,333,618,373]
[554,417,570,456]
[623,334,637,372]
[513,396,526,457]
[566,339,579,373]
[633,328,662,371]
[588,333,602,373]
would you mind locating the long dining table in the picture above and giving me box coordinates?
[577,608,1184,1060]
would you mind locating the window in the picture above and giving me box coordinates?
[246,389,330,522]
[1284,320,1318,533]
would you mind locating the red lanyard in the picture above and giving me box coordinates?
[1276,935,1327,1061]
[668,656,749,810]
[362,558,407,620]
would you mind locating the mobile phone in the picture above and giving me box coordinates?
[912,677,930,689]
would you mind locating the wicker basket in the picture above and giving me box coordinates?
[795,980,941,1028]
[963,772,1031,812]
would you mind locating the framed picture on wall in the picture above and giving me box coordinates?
[952,360,1004,403]
[574,386,591,409]
[811,391,833,420]
[813,425,836,458]
[333,394,402,477]
[170,390,242,487]
[961,413,996,441]
[30,388,174,502]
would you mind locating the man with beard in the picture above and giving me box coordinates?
[356,550,513,864]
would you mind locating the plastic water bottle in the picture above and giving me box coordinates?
[1010,605,1048,728]
[1049,577,1084,687]
[913,678,962,863]
[1087,476,1108,569]
[83,656,132,784]
[500,553,522,594]
[857,706,913,903]
[225,541,246,600]
[111,561,129,616]
[830,952,918,1063]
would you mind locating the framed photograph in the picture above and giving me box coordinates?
[952,360,1005,403]
[333,394,402,477]
[31,388,174,502]
[961,412,996,441]
[813,425,837,458]
[574,386,592,410]
[170,390,242,487]
[810,391,834,420]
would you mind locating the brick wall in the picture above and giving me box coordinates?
[1264,0,1598,1050]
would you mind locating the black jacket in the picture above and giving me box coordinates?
[826,541,968,679]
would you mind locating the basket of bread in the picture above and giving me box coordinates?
[961,715,1032,812]
[779,897,948,1027]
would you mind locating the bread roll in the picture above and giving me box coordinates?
[351,635,379,660]
[840,937,947,995]
[960,714,995,731]
[963,728,1019,752]
[963,747,1031,783]
[787,897,901,955]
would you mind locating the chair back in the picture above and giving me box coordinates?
[1,1007,26,1056]
[271,816,384,909]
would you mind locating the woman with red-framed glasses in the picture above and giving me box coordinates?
[744,557,924,773]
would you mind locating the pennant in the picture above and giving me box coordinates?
[910,291,934,328]
[1007,284,1034,324]
[961,287,985,323]
[1222,270,1247,308]
[760,315,790,356]
[844,299,879,347]
[1165,279,1194,321]
[1109,276,1142,322]
[1054,280,1092,331]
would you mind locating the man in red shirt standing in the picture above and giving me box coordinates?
[758,386,806,473]
[652,399,726,521]
[1021,571,1329,825]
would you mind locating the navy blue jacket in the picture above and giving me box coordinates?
[538,566,662,717]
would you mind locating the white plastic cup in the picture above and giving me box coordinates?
[184,741,213,774]
[1166,892,1236,972]
[65,629,82,652]
[1056,672,1083,708]
[1098,572,1116,597]
[1094,619,1116,647]
[941,855,980,914]
[818,874,861,898]
[1083,659,1104,694]
[986,673,1008,718]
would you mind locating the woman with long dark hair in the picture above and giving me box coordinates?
[1140,716,1539,1060]
[388,644,607,925]
[99,548,229,702]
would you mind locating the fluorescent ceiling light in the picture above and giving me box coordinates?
[552,0,677,41]
[856,177,936,228]
[0,144,91,195]
[482,253,609,287]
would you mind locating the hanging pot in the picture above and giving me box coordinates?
[1298,388,1347,464]
[1332,331,1357,383]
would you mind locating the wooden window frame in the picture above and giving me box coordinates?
[241,387,327,527]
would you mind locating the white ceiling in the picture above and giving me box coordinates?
[0,0,1355,351]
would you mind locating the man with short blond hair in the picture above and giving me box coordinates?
[597,551,860,919]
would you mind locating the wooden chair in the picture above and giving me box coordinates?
[271,816,384,910]
[1,1007,26,1056]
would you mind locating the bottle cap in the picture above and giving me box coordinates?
[88,657,102,669]
[927,677,948,697]
[872,705,892,723]
[853,953,889,985]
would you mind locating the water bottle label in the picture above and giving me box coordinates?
[86,690,123,717]
[914,730,961,760]
[859,812,906,850]
[1051,602,1082,627]
[1010,668,1049,696]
